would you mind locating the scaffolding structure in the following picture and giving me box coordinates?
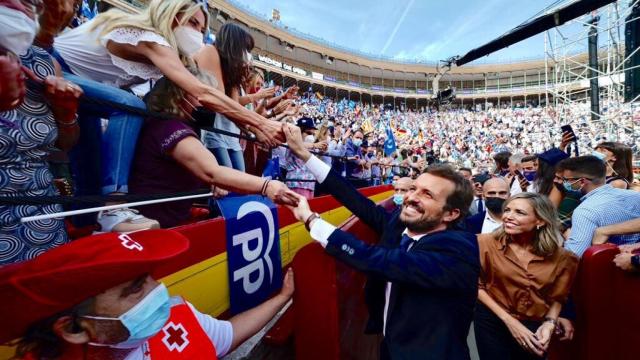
[544,0,639,153]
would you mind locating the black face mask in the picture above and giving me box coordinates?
[484,197,506,214]
[191,107,216,129]
[554,182,566,193]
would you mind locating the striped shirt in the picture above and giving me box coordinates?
[564,185,640,257]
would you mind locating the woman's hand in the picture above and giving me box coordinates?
[211,185,229,199]
[265,180,299,207]
[534,321,556,350]
[272,99,293,116]
[556,317,575,341]
[0,56,26,111]
[503,316,545,356]
[278,268,294,300]
[42,75,83,124]
[283,85,299,100]
[254,86,277,100]
[255,119,285,147]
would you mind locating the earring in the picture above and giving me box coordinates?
[536,225,542,230]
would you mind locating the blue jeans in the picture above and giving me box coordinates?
[211,148,245,172]
[64,73,145,196]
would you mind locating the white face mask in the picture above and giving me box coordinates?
[174,26,204,57]
[0,6,39,56]
[304,135,315,143]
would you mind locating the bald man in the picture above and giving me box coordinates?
[464,177,510,234]
[392,177,413,206]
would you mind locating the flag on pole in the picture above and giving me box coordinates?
[384,125,397,156]
[361,117,374,134]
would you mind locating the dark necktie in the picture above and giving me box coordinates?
[399,234,415,252]
[477,199,484,214]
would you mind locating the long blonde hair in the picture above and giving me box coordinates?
[492,192,564,257]
[90,0,209,51]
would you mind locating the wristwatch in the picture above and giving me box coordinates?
[304,212,321,231]
[631,254,640,269]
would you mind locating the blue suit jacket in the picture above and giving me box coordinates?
[464,211,486,235]
[318,169,480,360]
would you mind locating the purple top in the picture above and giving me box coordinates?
[129,118,205,228]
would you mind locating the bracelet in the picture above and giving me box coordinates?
[304,212,320,231]
[544,317,557,326]
[260,179,271,196]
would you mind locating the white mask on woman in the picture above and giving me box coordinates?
[304,135,315,143]
[174,26,204,57]
[0,6,39,55]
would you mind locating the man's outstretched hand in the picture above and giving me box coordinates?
[285,192,313,224]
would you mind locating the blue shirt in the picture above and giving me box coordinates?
[564,185,640,257]
[344,139,363,178]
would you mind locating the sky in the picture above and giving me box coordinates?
[231,0,566,64]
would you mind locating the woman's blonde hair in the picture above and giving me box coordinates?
[492,192,564,257]
[90,0,209,52]
[316,123,329,142]
[145,63,217,118]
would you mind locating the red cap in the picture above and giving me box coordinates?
[0,230,189,344]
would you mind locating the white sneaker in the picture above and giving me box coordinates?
[97,208,160,233]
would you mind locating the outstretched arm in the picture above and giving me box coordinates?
[284,125,391,233]
[592,218,640,245]
[230,269,294,350]
[170,136,298,206]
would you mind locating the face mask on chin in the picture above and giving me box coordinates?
[393,194,404,206]
[0,6,39,56]
[174,25,204,57]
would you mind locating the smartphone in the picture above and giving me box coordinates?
[560,125,577,141]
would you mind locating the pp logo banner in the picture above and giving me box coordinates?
[218,195,283,314]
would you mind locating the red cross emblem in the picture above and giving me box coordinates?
[161,322,189,352]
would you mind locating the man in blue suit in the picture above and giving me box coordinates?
[464,177,510,234]
[284,126,480,360]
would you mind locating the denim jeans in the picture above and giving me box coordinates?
[211,148,245,172]
[64,73,146,196]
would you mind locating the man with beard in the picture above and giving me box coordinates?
[284,126,479,360]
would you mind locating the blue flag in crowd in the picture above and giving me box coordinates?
[384,125,397,156]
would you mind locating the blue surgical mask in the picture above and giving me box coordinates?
[393,194,404,206]
[523,170,537,182]
[353,139,362,147]
[592,151,607,161]
[85,283,171,349]
[563,179,583,193]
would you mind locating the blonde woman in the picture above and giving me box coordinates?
[475,193,579,359]
[52,0,284,232]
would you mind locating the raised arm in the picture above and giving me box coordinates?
[592,217,640,245]
[169,136,298,206]
[284,126,390,233]
[110,41,284,146]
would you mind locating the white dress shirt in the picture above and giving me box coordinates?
[480,211,502,234]
[302,155,426,335]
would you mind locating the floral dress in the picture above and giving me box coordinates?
[0,46,69,265]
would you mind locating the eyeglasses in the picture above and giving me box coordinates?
[561,177,593,184]
[20,0,44,17]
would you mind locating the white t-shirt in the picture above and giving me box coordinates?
[124,300,233,359]
[55,21,170,88]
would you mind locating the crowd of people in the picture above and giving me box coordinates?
[1,0,639,359]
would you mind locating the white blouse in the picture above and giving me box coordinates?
[55,21,171,88]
